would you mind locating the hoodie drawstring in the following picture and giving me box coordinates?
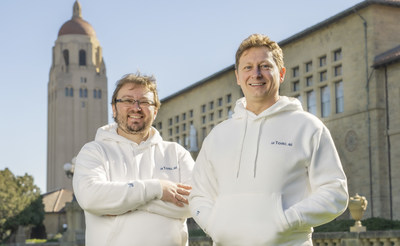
[253,117,265,178]
[236,113,248,178]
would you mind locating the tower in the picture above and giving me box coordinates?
[47,1,108,192]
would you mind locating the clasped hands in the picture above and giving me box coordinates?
[160,180,192,207]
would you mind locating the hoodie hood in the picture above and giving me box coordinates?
[95,123,162,150]
[232,96,303,120]
[232,96,303,178]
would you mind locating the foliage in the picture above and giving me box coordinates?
[314,217,400,232]
[25,238,46,243]
[0,168,45,243]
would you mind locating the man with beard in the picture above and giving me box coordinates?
[73,73,194,246]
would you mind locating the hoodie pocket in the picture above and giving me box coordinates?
[206,193,289,245]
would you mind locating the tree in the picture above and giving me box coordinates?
[0,168,45,243]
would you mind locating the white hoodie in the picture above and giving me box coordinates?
[189,96,348,246]
[73,123,194,246]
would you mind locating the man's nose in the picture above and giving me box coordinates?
[252,67,262,78]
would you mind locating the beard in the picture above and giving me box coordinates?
[114,109,151,135]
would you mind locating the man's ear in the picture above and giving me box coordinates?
[112,104,117,119]
[235,69,241,86]
[153,108,158,120]
[280,67,286,83]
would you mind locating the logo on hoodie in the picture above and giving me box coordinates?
[271,140,293,146]
[160,166,178,171]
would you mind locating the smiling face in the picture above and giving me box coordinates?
[235,46,286,113]
[112,83,157,141]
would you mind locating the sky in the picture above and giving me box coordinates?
[0,0,363,193]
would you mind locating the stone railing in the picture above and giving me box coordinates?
[313,230,400,246]
[189,231,400,246]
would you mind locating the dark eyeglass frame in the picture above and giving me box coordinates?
[115,98,155,108]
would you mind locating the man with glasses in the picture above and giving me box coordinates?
[73,73,194,246]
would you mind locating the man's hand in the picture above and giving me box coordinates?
[159,180,192,207]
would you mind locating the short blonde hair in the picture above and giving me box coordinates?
[111,72,161,109]
[235,34,284,71]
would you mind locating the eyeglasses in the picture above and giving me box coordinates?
[115,98,155,108]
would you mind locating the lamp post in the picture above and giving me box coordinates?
[63,157,76,179]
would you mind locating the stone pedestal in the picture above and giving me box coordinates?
[61,199,85,246]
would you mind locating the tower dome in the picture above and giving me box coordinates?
[58,1,96,37]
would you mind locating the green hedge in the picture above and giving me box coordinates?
[314,217,400,232]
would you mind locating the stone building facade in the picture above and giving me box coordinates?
[153,0,400,220]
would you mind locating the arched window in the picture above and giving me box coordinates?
[63,49,69,66]
[65,86,74,97]
[93,89,102,99]
[79,50,86,66]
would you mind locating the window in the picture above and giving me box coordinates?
[182,113,186,120]
[158,122,162,130]
[168,118,173,126]
[226,94,232,103]
[79,88,87,98]
[307,90,316,115]
[295,94,302,105]
[209,101,214,110]
[218,109,223,118]
[201,104,206,113]
[65,87,73,97]
[202,116,206,124]
[305,61,312,73]
[189,110,193,118]
[218,97,223,106]
[175,126,179,134]
[227,106,233,118]
[175,115,179,123]
[169,128,172,136]
[93,89,97,98]
[182,123,186,131]
[98,89,101,99]
[209,113,214,121]
[79,50,86,66]
[183,134,188,147]
[319,71,327,82]
[63,50,69,66]
[321,86,331,117]
[202,127,207,140]
[306,76,313,87]
[334,65,342,77]
[319,56,327,67]
[335,81,344,113]
[293,81,300,92]
[334,49,342,61]
[292,66,299,77]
